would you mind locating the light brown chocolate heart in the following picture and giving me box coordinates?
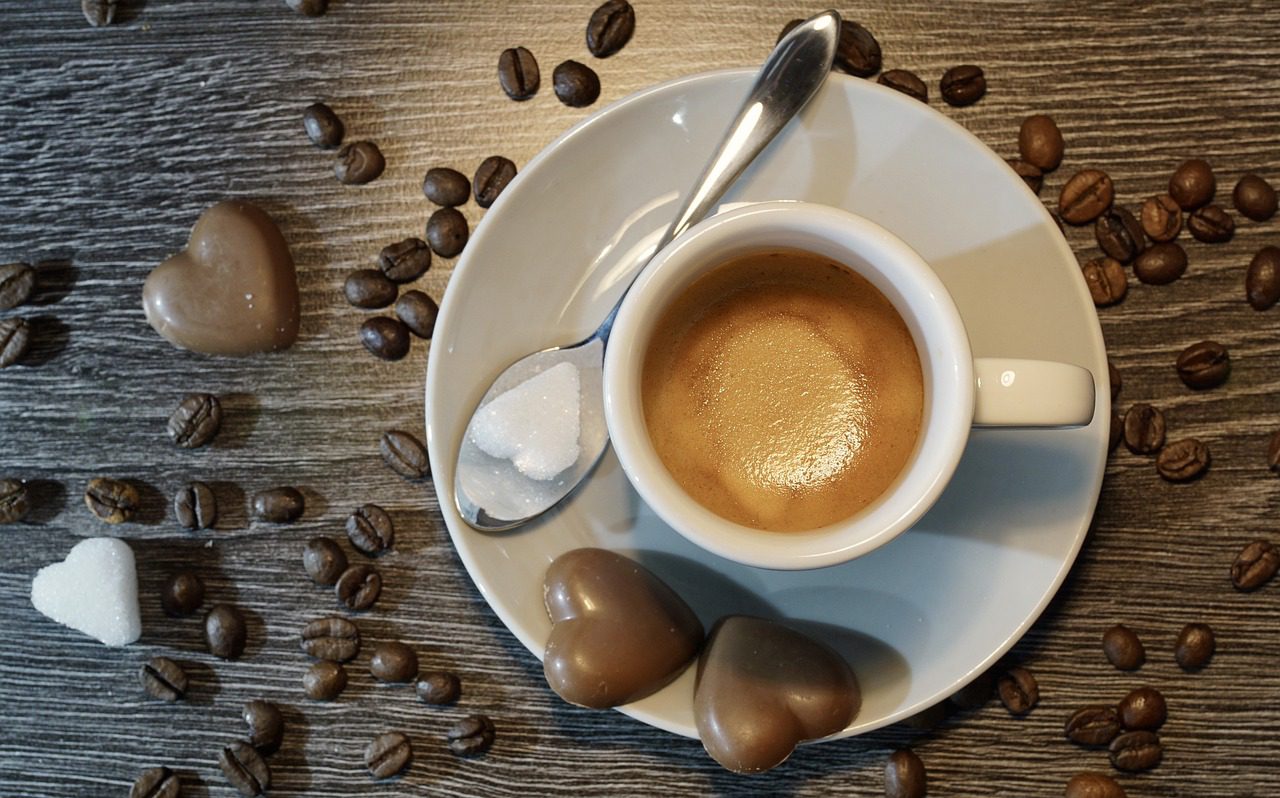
[143,200,299,356]
[694,615,860,773]
[543,548,703,708]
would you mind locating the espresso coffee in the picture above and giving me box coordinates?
[642,249,924,532]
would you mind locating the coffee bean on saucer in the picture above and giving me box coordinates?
[1018,114,1064,171]
[378,237,431,283]
[0,262,35,311]
[474,156,517,208]
[243,700,284,755]
[370,641,419,683]
[140,656,188,702]
[1109,410,1122,453]
[0,478,29,524]
[251,486,304,523]
[218,741,270,797]
[423,167,470,207]
[336,564,382,611]
[1134,242,1187,285]
[426,207,468,258]
[1187,204,1234,243]
[586,0,635,58]
[380,429,430,479]
[498,46,540,100]
[335,141,385,185]
[303,538,348,586]
[1082,257,1127,307]
[1234,173,1277,221]
[82,0,116,27]
[205,604,247,660]
[940,65,986,106]
[1059,169,1114,225]
[1176,340,1229,389]
[884,748,926,798]
[302,102,343,149]
[167,393,222,448]
[1231,539,1279,591]
[1095,208,1145,263]
[1169,158,1215,210]
[1108,360,1122,400]
[0,317,31,369]
[1269,430,1280,473]
[85,477,139,524]
[1065,705,1121,746]
[301,616,360,662]
[835,20,882,77]
[1246,246,1280,310]
[303,660,347,700]
[1065,772,1126,798]
[1123,403,1166,454]
[447,714,496,757]
[1110,730,1162,772]
[1140,194,1182,242]
[1118,686,1166,731]
[1006,159,1043,194]
[1102,624,1145,670]
[416,671,461,705]
[175,481,217,530]
[1175,622,1215,670]
[996,666,1038,715]
[344,269,397,310]
[879,70,927,103]
[286,0,327,17]
[347,503,394,555]
[360,317,411,360]
[553,60,601,107]
[130,766,180,798]
[161,570,205,617]
[395,291,439,340]
[365,731,412,779]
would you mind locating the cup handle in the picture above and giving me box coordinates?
[972,358,1096,427]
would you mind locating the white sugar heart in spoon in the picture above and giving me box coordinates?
[470,361,582,481]
[31,537,142,647]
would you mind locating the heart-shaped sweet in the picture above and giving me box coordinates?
[694,615,860,773]
[143,200,300,356]
[30,537,141,647]
[543,548,703,708]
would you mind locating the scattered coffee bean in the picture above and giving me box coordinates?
[286,0,327,16]
[1175,622,1215,670]
[174,481,217,530]
[898,702,946,731]
[302,102,343,149]
[1169,158,1215,210]
[1123,404,1166,454]
[130,765,180,798]
[378,237,431,283]
[205,604,247,660]
[1187,204,1234,243]
[498,46,540,101]
[1156,438,1210,481]
[586,0,635,58]
[1233,173,1277,221]
[243,700,284,755]
[347,503,394,555]
[365,731,413,779]
[81,0,116,27]
[423,167,470,207]
[303,537,348,587]
[344,269,398,310]
[1118,686,1166,731]
[396,290,439,340]
[140,656,189,702]
[1082,257,1127,306]
[1065,705,1121,746]
[0,478,29,524]
[474,156,517,208]
[447,714,496,757]
[1246,246,1280,310]
[1176,340,1229,389]
[303,660,347,700]
[878,69,928,103]
[1140,194,1181,242]
[301,615,361,662]
[1065,772,1127,798]
[380,429,430,479]
[1059,169,1114,224]
[416,671,461,705]
[1108,360,1122,400]
[370,641,419,683]
[1018,114,1064,171]
[996,666,1039,715]
[940,64,985,106]
[167,393,222,449]
[336,564,382,611]
[884,748,926,798]
[161,570,205,617]
[1231,539,1279,591]
[0,317,31,368]
[948,668,994,710]
[1095,208,1146,263]
[360,317,411,361]
[553,60,601,107]
[1006,159,1043,194]
[426,207,468,258]
[251,486,304,523]
[0,263,35,311]
[1269,430,1280,473]
[1109,730,1162,772]
[335,141,386,185]
[1109,410,1122,453]
[1102,624,1145,670]
[218,741,270,797]
[1133,241,1187,285]
[835,20,882,77]
[84,477,138,524]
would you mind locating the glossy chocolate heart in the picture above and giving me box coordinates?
[143,200,299,356]
[694,615,860,773]
[543,548,703,708]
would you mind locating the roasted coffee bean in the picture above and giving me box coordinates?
[996,666,1039,715]
[898,702,946,731]
[360,317,411,360]
[1175,622,1215,670]
[1169,158,1215,210]
[378,237,431,283]
[218,741,270,797]
[205,604,247,660]
[1118,687,1166,731]
[380,429,430,479]
[776,18,806,44]
[474,156,517,208]
[82,0,116,27]
[878,69,927,103]
[336,564,382,611]
[1246,246,1280,310]
[243,700,284,755]
[302,102,343,148]
[303,660,347,700]
[1065,772,1127,798]
[1059,169,1114,225]
[1187,204,1234,243]
[140,656,189,702]
[365,731,413,779]
[303,537,348,586]
[1018,114,1064,171]
[1109,410,1122,453]
[1006,159,1043,194]
[940,64,985,106]
[1108,360,1122,400]
[1269,430,1280,473]
[347,503,394,555]
[1123,404,1166,454]
[586,0,635,58]
[251,486,304,523]
[130,765,180,798]
[1156,438,1210,481]
[396,291,439,340]
[423,167,470,207]
[344,269,398,309]
[1140,194,1181,242]
[1095,208,1145,263]
[0,478,29,524]
[335,141,386,185]
[1102,624,1145,670]
[370,641,419,683]
[883,748,926,798]
[1231,539,1279,591]
[426,207,468,258]
[1176,340,1229,389]
[1110,730,1162,772]
[0,263,35,311]
[835,20,882,77]
[1133,242,1187,285]
[301,615,361,662]
[553,60,601,107]
[174,481,217,530]
[161,570,205,617]
[0,317,31,368]
[498,46,540,100]
[416,671,461,705]
[286,0,327,16]
[447,714,496,757]
[948,668,994,710]
[167,393,222,448]
[1065,705,1121,746]
[1234,173,1278,221]
[1082,257,1127,306]
[85,477,139,524]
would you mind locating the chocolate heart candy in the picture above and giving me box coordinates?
[543,548,703,708]
[143,201,300,356]
[694,615,860,773]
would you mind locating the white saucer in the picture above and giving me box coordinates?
[425,70,1108,740]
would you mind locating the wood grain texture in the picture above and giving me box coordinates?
[2,0,1280,795]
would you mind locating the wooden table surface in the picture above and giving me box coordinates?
[3,1,1280,795]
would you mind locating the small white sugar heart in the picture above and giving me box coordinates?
[471,361,582,481]
[31,537,142,647]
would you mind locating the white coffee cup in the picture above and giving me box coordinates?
[603,201,1096,570]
